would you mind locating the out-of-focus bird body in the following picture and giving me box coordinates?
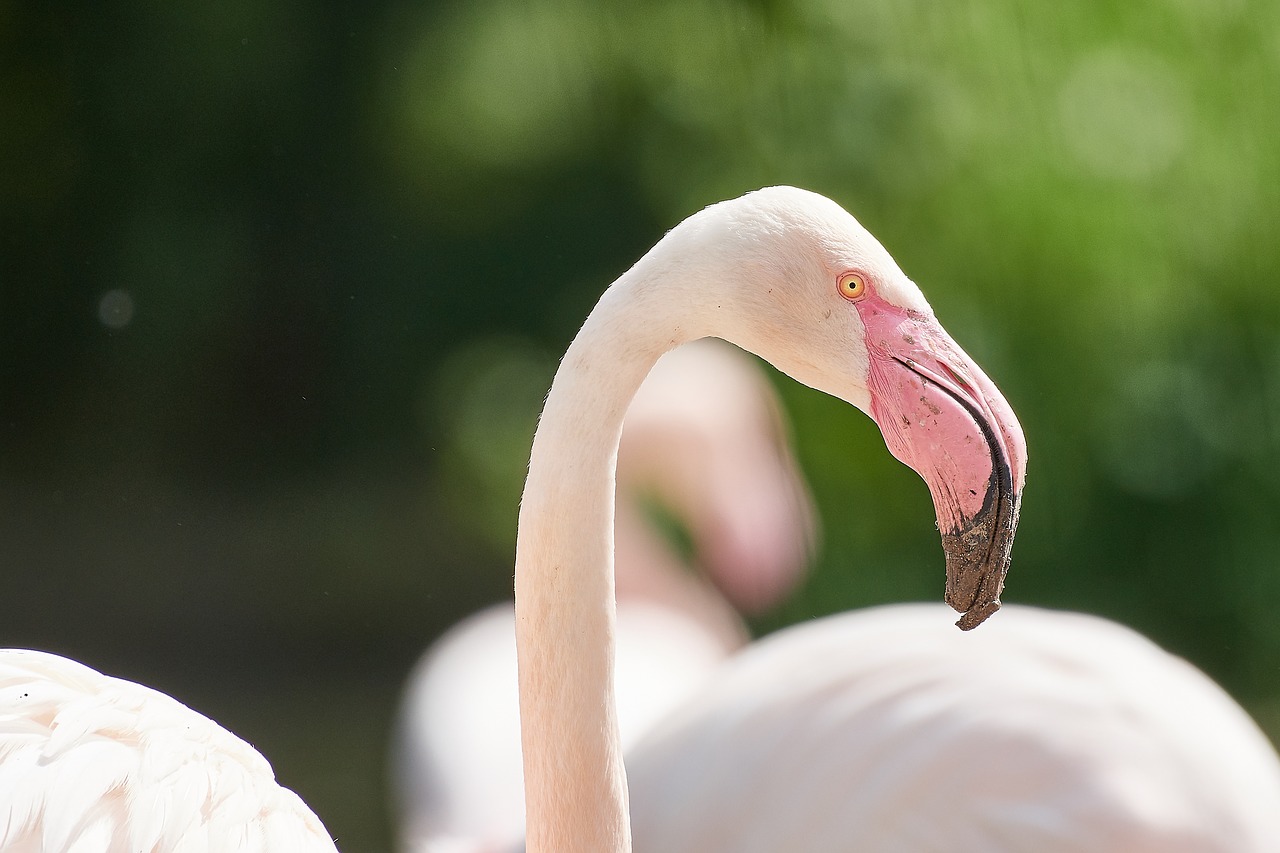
[0,649,336,853]
[395,602,729,853]
[625,603,1280,853]
[393,340,814,853]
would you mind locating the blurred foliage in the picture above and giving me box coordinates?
[3,0,1280,850]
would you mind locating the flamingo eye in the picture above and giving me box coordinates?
[837,272,867,301]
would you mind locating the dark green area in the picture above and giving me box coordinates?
[4,1,1279,850]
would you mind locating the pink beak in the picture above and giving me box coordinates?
[859,294,1027,630]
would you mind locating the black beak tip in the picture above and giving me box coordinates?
[940,489,1021,631]
[954,599,1001,631]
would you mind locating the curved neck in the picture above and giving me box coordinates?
[514,276,693,853]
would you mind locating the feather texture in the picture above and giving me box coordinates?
[0,650,337,853]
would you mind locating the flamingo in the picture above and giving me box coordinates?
[0,649,337,851]
[2,186,1016,852]
[511,186,1026,853]
[392,339,815,853]
[625,603,1280,851]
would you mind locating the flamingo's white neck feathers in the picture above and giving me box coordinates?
[514,285,679,853]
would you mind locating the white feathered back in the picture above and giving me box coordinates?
[0,649,337,853]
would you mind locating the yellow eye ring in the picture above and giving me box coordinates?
[837,272,867,301]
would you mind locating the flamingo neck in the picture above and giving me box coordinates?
[514,277,692,853]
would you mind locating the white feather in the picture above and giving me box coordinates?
[0,649,337,852]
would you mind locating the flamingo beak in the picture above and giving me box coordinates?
[861,298,1027,630]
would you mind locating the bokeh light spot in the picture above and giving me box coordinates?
[98,289,135,329]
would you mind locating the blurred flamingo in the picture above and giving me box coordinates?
[624,602,1280,852]
[391,338,816,853]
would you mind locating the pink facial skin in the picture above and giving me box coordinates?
[856,288,1027,629]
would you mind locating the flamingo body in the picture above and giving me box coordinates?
[0,649,336,853]
[626,603,1280,852]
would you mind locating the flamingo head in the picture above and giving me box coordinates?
[671,187,1027,629]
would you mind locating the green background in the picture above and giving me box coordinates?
[4,1,1279,849]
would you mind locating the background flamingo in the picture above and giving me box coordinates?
[391,339,815,853]
[625,603,1280,852]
